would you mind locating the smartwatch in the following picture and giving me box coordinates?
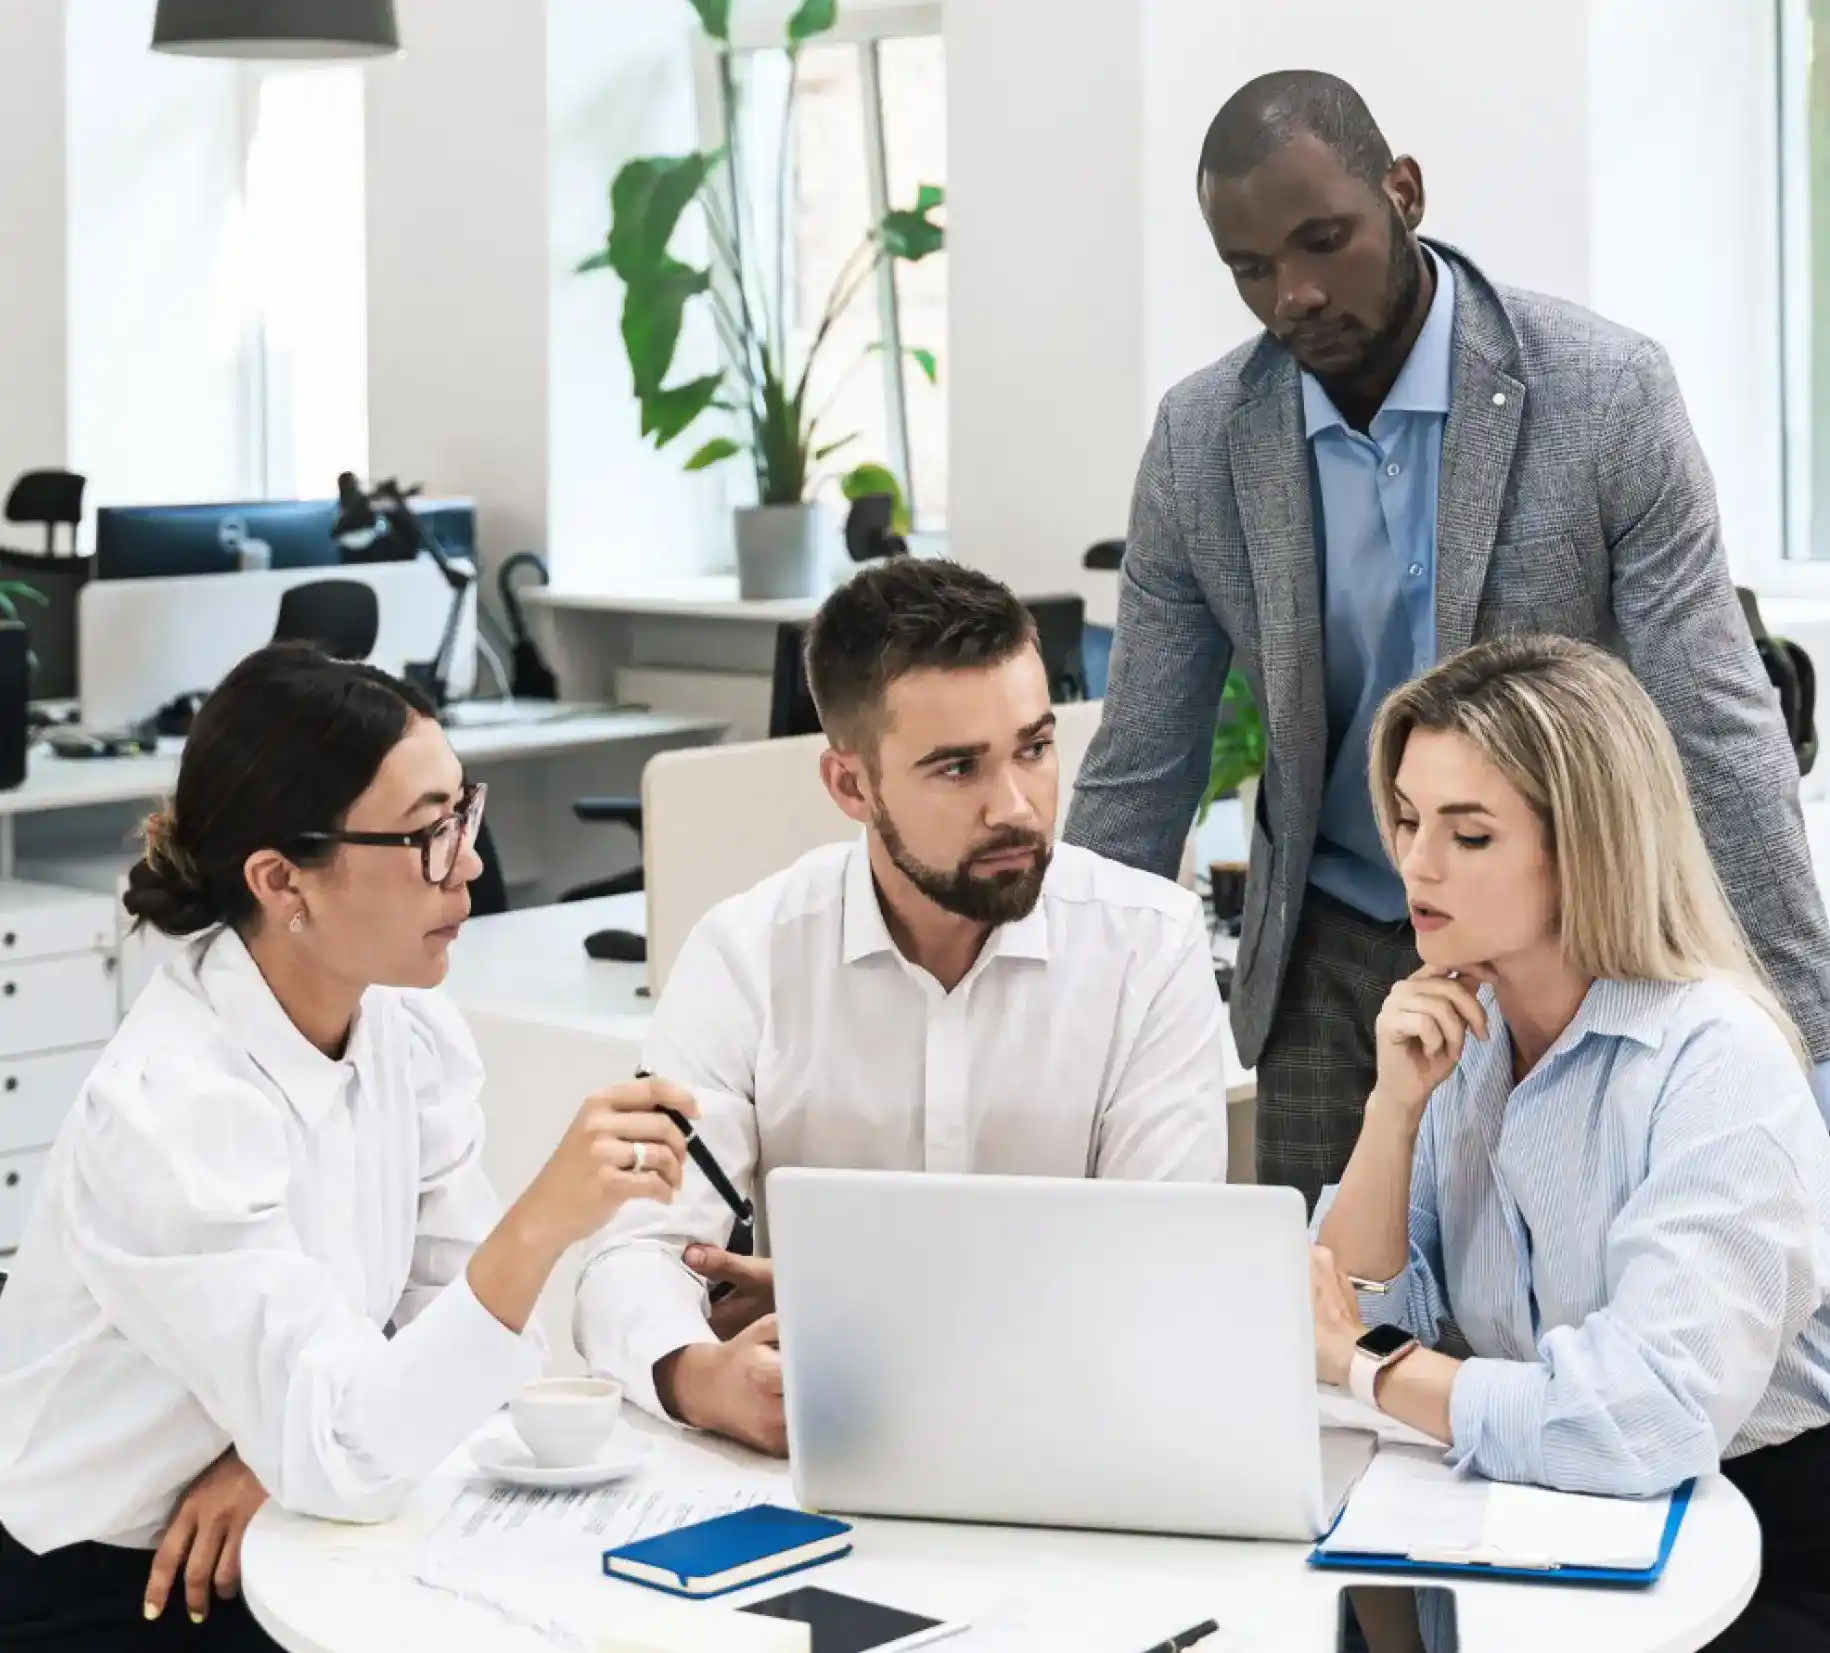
[1348,1323,1419,1410]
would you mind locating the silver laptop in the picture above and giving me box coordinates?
[767,1169,1372,1542]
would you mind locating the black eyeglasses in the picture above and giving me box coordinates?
[293,781,487,887]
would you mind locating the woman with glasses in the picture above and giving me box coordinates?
[0,644,694,1652]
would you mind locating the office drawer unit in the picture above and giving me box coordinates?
[0,882,121,1256]
[0,1045,105,1156]
[0,1146,47,1252]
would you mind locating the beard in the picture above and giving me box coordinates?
[1305,201,1426,389]
[872,801,1051,925]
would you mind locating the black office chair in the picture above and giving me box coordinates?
[272,579,381,660]
[5,470,85,559]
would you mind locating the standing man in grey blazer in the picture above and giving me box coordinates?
[1065,69,1830,1206]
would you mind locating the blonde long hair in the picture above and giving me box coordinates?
[1367,634,1806,1065]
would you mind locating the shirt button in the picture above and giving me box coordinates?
[1408,562,1424,578]
[1492,392,1508,407]
[1385,461,1401,477]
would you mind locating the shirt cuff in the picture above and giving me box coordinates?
[1446,1356,1549,1484]
[575,1247,721,1420]
[348,1273,543,1483]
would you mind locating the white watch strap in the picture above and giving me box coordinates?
[1349,1346,1384,1410]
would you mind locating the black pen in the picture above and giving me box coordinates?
[1137,1620,1218,1653]
[633,1068,755,1231]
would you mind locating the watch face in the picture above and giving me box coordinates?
[1358,1323,1416,1360]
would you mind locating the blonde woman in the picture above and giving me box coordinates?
[1311,635,1830,1651]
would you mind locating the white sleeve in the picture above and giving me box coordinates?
[1092,898,1230,1181]
[388,991,529,1345]
[575,910,763,1417]
[64,1048,541,1524]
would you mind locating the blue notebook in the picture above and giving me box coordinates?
[1310,1472,1693,1588]
[603,1505,854,1599]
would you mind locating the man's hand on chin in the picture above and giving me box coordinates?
[654,1315,787,1457]
[687,1246,775,1341]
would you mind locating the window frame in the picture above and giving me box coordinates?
[692,1,943,524]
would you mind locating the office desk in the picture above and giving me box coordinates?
[240,1407,1761,1653]
[0,702,726,891]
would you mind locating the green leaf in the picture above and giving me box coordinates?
[908,348,937,384]
[684,436,742,471]
[0,582,47,609]
[684,0,730,41]
[575,247,614,275]
[878,185,945,262]
[812,432,859,462]
[607,152,719,281]
[786,0,837,42]
[621,257,710,396]
[840,462,910,535]
[640,373,725,448]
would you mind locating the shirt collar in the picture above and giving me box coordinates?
[195,926,362,1126]
[839,834,1053,968]
[1301,245,1456,438]
[1555,978,1679,1053]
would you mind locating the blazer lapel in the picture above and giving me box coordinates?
[1434,256,1525,658]
[1228,356,1326,835]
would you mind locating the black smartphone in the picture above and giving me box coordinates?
[740,1584,961,1653]
[1336,1584,1458,1653]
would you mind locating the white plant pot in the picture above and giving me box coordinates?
[734,503,828,601]
[1236,774,1260,837]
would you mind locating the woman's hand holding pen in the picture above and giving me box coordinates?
[469,1078,696,1336]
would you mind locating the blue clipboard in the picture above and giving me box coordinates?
[1307,1479,1694,1587]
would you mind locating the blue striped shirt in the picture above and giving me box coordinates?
[1340,976,1830,1497]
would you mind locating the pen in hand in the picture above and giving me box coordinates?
[634,1068,755,1305]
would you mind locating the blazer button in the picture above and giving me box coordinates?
[1491,391,1508,408]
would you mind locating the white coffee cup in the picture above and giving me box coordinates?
[509,1376,625,1468]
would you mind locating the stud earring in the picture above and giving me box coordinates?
[288,912,306,935]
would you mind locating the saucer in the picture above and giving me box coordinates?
[470,1426,654,1489]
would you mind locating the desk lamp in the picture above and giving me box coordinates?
[331,471,473,708]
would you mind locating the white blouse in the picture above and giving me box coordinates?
[0,927,540,1553]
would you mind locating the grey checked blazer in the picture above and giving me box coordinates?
[1065,242,1830,1070]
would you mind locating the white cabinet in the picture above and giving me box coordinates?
[0,881,120,1253]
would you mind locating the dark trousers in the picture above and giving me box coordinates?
[0,1523,279,1652]
[1705,1424,1830,1650]
[1254,885,1420,1211]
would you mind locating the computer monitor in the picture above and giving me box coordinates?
[94,497,478,582]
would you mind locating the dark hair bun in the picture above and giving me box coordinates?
[123,808,221,937]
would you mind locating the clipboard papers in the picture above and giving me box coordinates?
[1309,1443,1691,1586]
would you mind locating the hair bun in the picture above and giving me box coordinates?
[124,807,220,937]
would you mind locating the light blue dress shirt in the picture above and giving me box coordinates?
[1333,976,1830,1497]
[1304,250,1455,923]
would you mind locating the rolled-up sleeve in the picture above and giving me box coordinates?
[65,1050,541,1525]
[1446,1036,1830,1497]
[574,911,763,1417]
[1311,1096,1454,1345]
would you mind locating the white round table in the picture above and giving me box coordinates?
[242,1410,1761,1653]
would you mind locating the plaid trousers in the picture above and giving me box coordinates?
[1254,886,1421,1211]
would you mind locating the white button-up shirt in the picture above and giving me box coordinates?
[0,928,540,1553]
[577,838,1229,1413]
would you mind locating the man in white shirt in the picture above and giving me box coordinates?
[575,558,1229,1453]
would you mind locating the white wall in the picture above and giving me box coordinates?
[65,0,252,514]
[365,0,550,599]
[546,0,733,591]
[0,0,67,490]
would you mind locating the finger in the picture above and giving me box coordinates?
[758,1349,785,1397]
[596,1139,685,1182]
[214,1518,249,1599]
[1383,1007,1446,1057]
[586,1111,690,1166]
[601,1168,681,1208]
[595,1078,698,1118]
[185,1516,225,1622]
[1408,976,1489,1039]
[741,1313,780,1347]
[144,1509,195,1620]
[689,1250,774,1288]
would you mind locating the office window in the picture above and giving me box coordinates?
[1783,0,1830,560]
[717,9,947,530]
[65,0,366,513]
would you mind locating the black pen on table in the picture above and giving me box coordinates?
[1137,1618,1218,1653]
[633,1068,755,1299]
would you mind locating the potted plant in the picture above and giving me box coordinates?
[580,0,945,599]
[1198,670,1265,928]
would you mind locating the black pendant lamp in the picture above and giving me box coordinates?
[151,0,399,60]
